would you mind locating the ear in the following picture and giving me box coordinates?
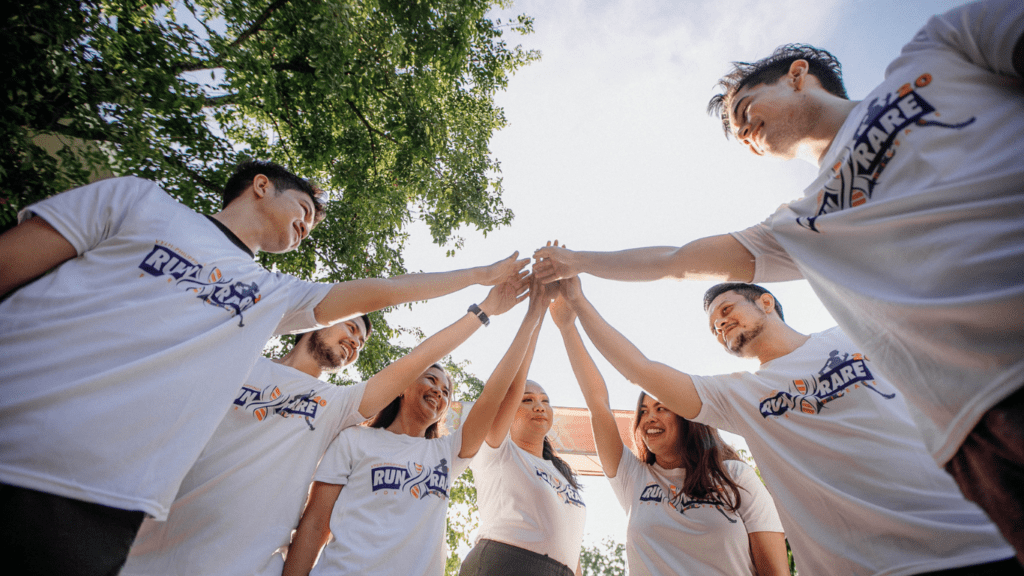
[252,174,270,199]
[759,293,776,315]
[788,59,810,91]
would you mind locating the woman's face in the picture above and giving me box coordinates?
[512,381,553,441]
[636,395,681,458]
[402,366,451,425]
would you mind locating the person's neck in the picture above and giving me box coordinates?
[751,323,810,365]
[801,98,860,165]
[274,348,323,378]
[513,432,545,458]
[387,411,431,438]
[210,209,261,254]
[654,452,684,470]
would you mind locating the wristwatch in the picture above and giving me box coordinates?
[467,303,490,326]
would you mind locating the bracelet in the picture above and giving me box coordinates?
[467,303,490,326]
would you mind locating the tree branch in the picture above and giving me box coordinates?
[202,93,239,108]
[230,0,293,49]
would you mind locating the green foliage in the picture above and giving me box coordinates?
[2,0,537,375]
[580,537,626,576]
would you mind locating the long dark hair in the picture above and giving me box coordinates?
[367,363,450,439]
[542,436,580,491]
[632,392,744,511]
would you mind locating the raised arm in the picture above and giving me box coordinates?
[532,235,753,284]
[562,277,703,420]
[483,286,548,448]
[0,216,78,298]
[550,280,624,478]
[459,276,552,458]
[749,532,790,576]
[358,270,530,418]
[282,481,342,576]
[313,251,530,325]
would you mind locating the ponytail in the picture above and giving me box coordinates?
[542,436,580,491]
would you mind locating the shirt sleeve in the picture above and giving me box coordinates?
[730,213,804,283]
[606,448,642,514]
[314,428,359,486]
[727,460,785,534]
[21,177,155,255]
[901,0,1024,78]
[272,277,333,336]
[327,381,370,434]
[691,373,740,434]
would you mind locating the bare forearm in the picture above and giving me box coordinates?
[0,216,77,298]
[283,483,338,576]
[315,267,484,324]
[559,323,623,476]
[573,296,701,419]
[571,235,754,282]
[486,313,544,446]
[749,531,789,576]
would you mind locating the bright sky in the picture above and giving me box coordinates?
[366,0,971,550]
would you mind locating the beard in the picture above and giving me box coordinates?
[307,330,344,371]
[726,318,766,356]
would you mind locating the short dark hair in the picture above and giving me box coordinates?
[707,43,849,139]
[703,282,785,323]
[294,314,372,347]
[222,160,326,223]
[367,363,450,439]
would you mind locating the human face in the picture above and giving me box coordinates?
[258,180,318,253]
[404,366,452,424]
[727,70,817,160]
[512,382,553,441]
[636,395,682,462]
[706,291,768,357]
[306,318,368,372]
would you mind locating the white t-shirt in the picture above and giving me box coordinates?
[609,453,782,576]
[311,425,471,576]
[0,177,333,519]
[731,0,1024,465]
[471,434,587,571]
[122,358,368,576]
[692,327,1013,576]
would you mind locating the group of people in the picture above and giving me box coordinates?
[0,0,1022,575]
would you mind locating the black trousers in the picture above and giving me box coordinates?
[460,539,574,576]
[0,484,145,576]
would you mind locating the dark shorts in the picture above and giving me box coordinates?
[0,484,145,576]
[460,539,574,576]
[944,385,1024,566]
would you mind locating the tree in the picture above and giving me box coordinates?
[580,537,627,576]
[2,0,537,372]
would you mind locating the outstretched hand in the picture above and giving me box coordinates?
[480,251,531,286]
[527,272,558,316]
[479,268,530,317]
[558,272,584,305]
[532,240,577,284]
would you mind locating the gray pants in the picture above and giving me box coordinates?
[460,539,574,576]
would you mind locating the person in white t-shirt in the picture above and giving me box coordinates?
[0,159,529,575]
[461,290,584,576]
[532,1,1024,559]
[548,282,787,576]
[558,278,1019,576]
[123,315,375,576]
[282,275,554,576]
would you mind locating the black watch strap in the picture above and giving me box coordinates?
[468,303,490,326]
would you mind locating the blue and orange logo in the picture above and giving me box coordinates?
[759,350,895,419]
[370,459,451,499]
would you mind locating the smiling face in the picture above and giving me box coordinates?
[256,179,318,253]
[305,318,368,373]
[706,290,770,358]
[726,61,822,160]
[635,394,683,463]
[511,381,553,444]
[403,365,452,425]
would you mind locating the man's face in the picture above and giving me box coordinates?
[727,71,817,160]
[257,180,318,254]
[306,318,368,372]
[706,291,768,357]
